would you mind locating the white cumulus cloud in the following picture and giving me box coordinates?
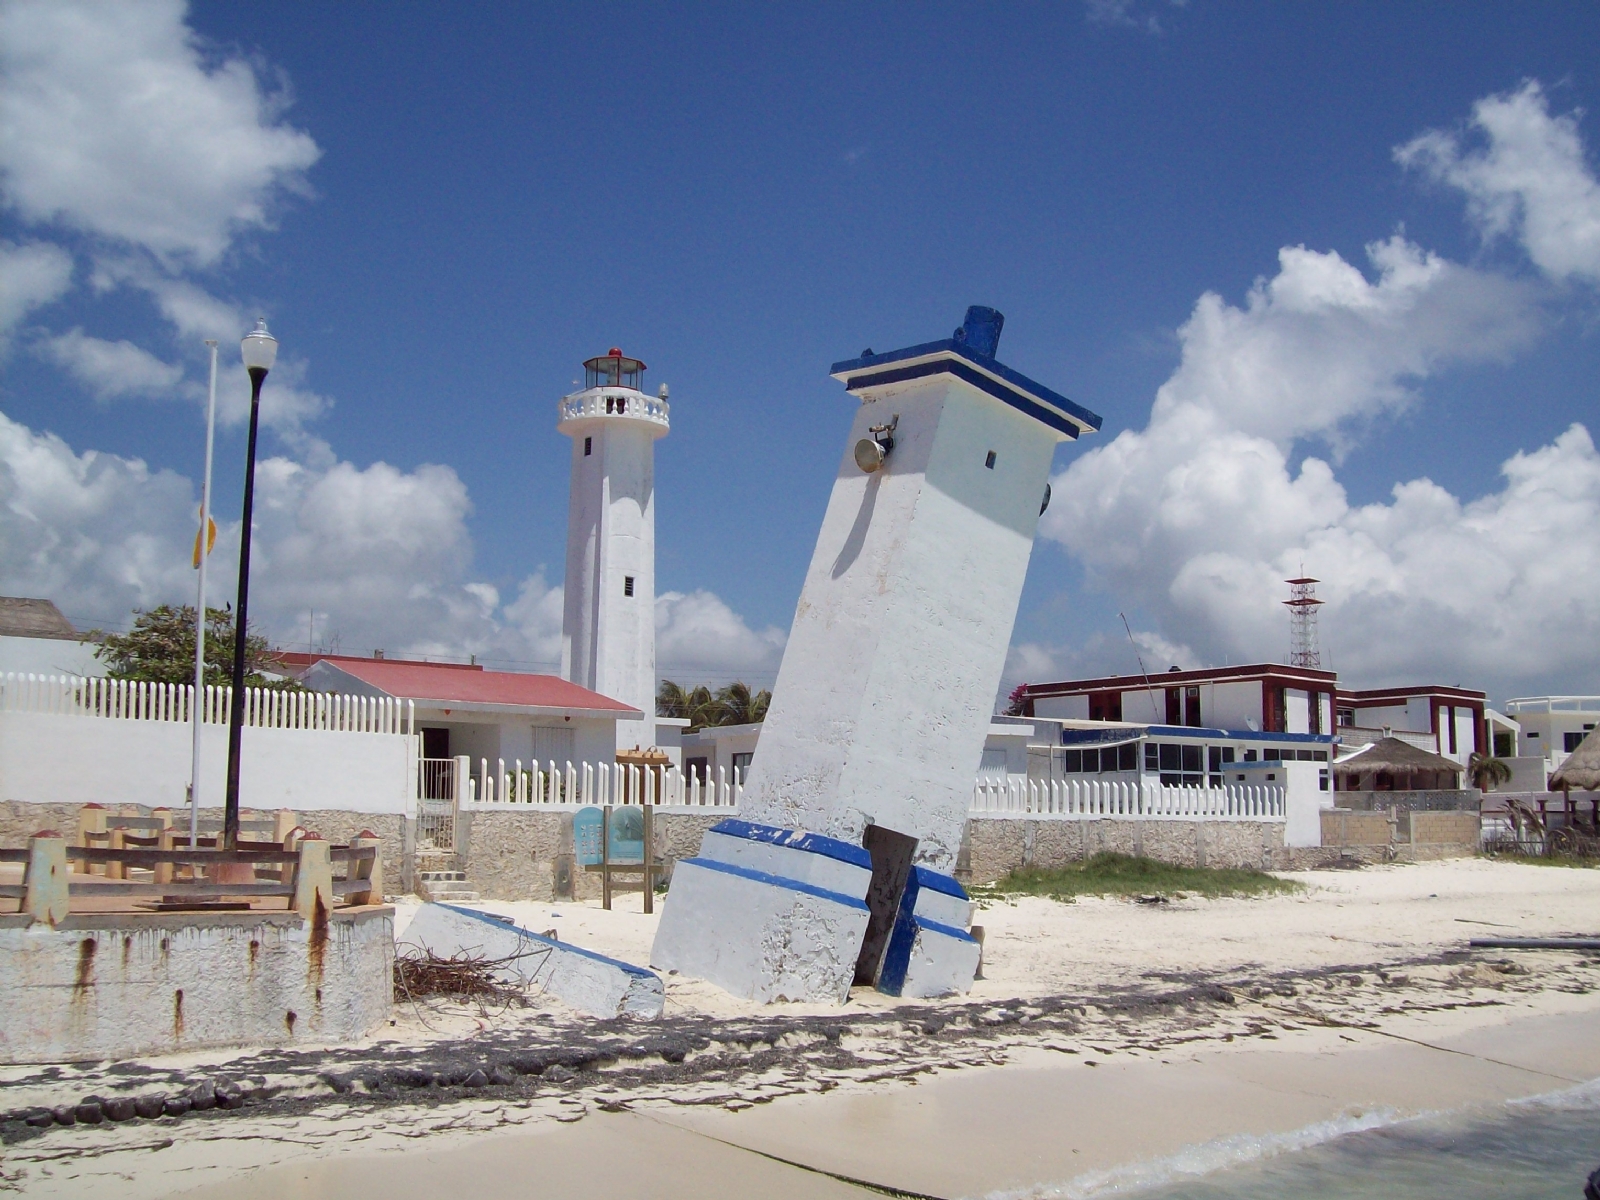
[34,327,185,400]
[1038,221,1599,699]
[1398,79,1600,285]
[0,239,72,346]
[656,589,787,685]
[0,408,782,690]
[0,0,320,268]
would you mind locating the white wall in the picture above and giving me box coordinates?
[1206,681,1262,732]
[1118,688,1166,724]
[1284,689,1310,735]
[0,636,102,677]
[1033,694,1088,720]
[0,711,416,814]
[740,371,1062,870]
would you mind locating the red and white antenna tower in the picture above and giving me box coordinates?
[1284,574,1324,668]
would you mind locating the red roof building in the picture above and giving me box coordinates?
[289,652,643,772]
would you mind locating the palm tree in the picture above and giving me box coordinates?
[1467,751,1512,793]
[715,681,771,726]
[656,680,726,730]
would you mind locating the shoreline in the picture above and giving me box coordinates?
[164,999,1600,1200]
[0,859,1595,1197]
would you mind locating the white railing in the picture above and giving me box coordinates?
[0,673,414,735]
[558,389,670,428]
[466,758,743,808]
[460,759,1284,821]
[970,776,1285,820]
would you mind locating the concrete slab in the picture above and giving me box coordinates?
[401,902,663,1019]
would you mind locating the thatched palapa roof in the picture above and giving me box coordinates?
[1333,736,1461,777]
[1550,726,1600,792]
[0,597,79,640]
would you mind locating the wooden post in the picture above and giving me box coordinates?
[77,803,106,874]
[601,805,612,911]
[346,831,383,906]
[107,826,126,881]
[642,801,654,915]
[155,826,175,885]
[291,835,332,920]
[279,826,305,884]
[23,832,69,927]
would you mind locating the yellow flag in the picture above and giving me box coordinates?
[192,514,217,568]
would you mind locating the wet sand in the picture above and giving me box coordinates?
[166,1002,1600,1200]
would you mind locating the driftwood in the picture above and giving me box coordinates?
[392,944,552,1006]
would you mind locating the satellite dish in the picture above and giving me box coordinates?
[1246,717,1260,732]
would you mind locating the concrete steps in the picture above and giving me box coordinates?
[416,868,481,905]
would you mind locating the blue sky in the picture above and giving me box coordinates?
[2,0,1598,703]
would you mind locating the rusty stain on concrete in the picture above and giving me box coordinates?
[285,1009,297,1034]
[173,988,184,1041]
[308,893,328,987]
[73,937,96,998]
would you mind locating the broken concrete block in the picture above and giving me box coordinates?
[651,819,873,1004]
[876,866,981,1000]
[403,903,663,1019]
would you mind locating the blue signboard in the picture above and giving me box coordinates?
[609,805,645,864]
[573,807,604,866]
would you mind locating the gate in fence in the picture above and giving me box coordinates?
[417,757,457,852]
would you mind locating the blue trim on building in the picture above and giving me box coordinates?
[840,356,1091,440]
[909,864,969,901]
[437,903,657,980]
[678,856,870,911]
[708,818,872,870]
[831,340,1101,432]
[876,879,920,997]
[914,916,979,944]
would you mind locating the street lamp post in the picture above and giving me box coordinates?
[222,318,278,850]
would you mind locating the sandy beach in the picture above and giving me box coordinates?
[2,858,1596,1198]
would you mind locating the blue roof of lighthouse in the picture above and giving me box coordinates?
[830,307,1102,440]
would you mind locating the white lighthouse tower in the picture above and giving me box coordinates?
[558,348,670,753]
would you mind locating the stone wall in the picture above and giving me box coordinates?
[959,817,1284,883]
[1300,806,1481,866]
[459,809,725,902]
[0,907,392,1064]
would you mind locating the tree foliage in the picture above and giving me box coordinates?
[91,605,297,689]
[1467,751,1512,792]
[658,679,771,730]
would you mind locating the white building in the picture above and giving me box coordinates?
[296,654,645,771]
[557,348,677,755]
[1504,696,1600,776]
[0,597,102,677]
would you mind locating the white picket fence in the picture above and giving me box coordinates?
[971,776,1284,820]
[465,758,1285,821]
[466,758,743,809]
[0,672,414,736]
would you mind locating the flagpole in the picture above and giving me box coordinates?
[190,340,220,848]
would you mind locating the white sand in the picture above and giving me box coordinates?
[5,858,1595,1199]
[398,857,1600,1017]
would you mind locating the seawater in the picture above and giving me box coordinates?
[1009,1078,1600,1200]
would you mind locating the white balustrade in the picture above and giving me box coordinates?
[0,673,414,735]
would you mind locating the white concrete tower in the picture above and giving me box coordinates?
[558,348,669,752]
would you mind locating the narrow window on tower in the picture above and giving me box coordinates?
[984,451,997,469]
[623,576,635,597]
[584,436,592,456]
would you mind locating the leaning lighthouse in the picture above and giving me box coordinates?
[558,348,669,753]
